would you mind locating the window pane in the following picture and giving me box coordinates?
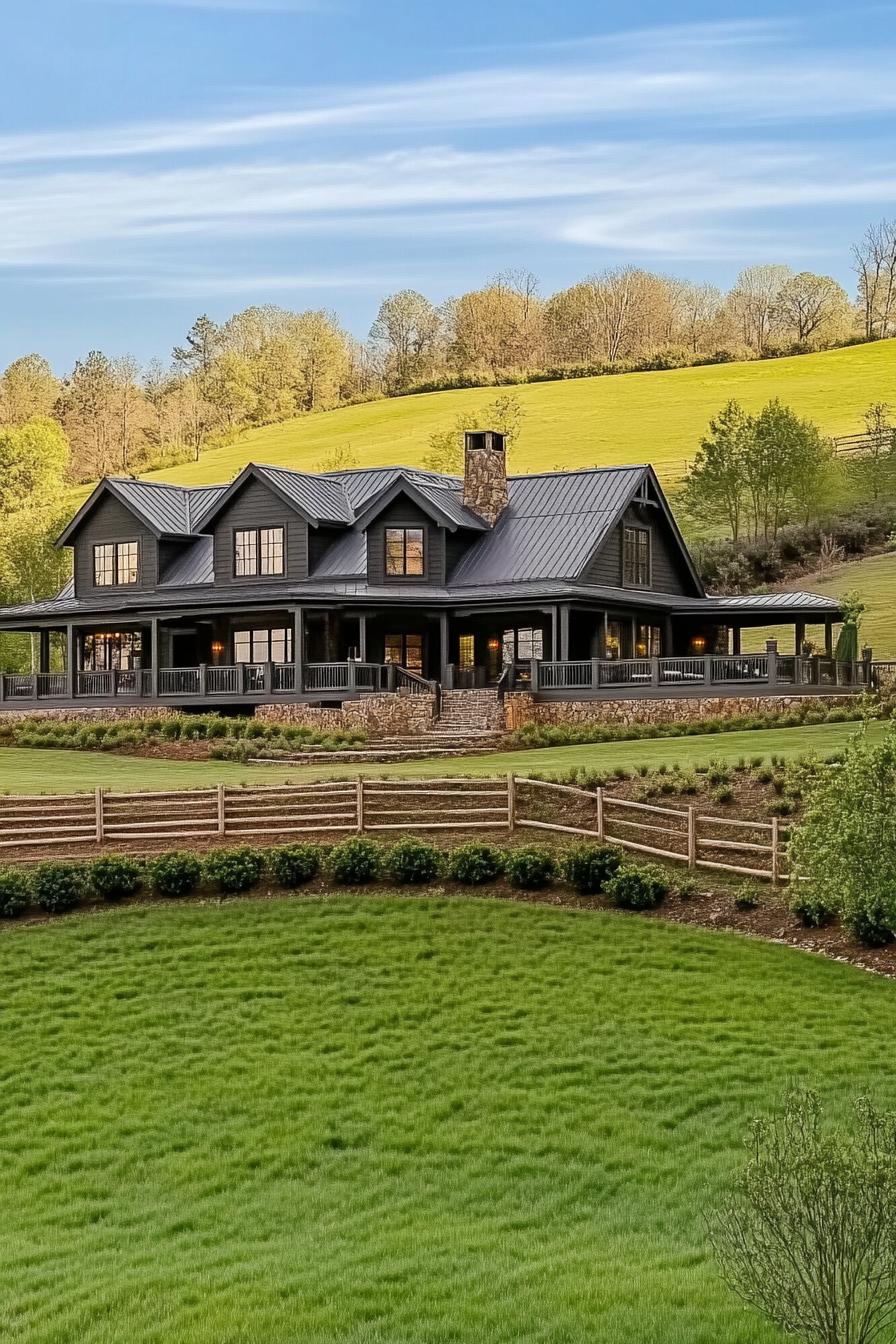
[234,631,251,663]
[405,529,424,576]
[250,631,270,663]
[385,529,405,576]
[116,541,138,585]
[405,634,423,673]
[260,527,284,576]
[516,627,543,660]
[94,544,114,586]
[502,630,515,664]
[384,634,403,663]
[234,530,257,576]
[269,628,292,664]
[458,634,475,670]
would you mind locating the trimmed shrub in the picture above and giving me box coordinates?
[505,846,557,890]
[386,838,443,885]
[149,851,202,899]
[560,843,621,895]
[268,843,321,888]
[605,863,669,911]
[790,890,836,928]
[90,856,143,903]
[733,882,761,911]
[33,861,87,914]
[446,842,505,885]
[204,846,265,895]
[0,868,31,918]
[328,837,382,885]
[842,899,893,949]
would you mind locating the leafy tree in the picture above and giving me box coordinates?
[369,289,442,391]
[0,354,59,425]
[747,399,833,537]
[0,418,69,515]
[774,272,851,345]
[709,1089,896,1344]
[681,400,754,539]
[728,264,792,352]
[173,315,222,383]
[423,393,526,473]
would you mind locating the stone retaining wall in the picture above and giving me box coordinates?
[504,691,861,731]
[0,705,179,725]
[256,693,437,738]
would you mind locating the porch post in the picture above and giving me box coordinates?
[439,612,450,686]
[731,626,741,655]
[602,611,609,659]
[39,629,50,675]
[150,617,159,700]
[795,621,806,655]
[766,638,779,686]
[66,624,76,699]
[559,604,570,662]
[550,606,559,660]
[824,620,833,657]
[358,613,368,662]
[293,606,304,693]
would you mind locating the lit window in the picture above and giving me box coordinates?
[623,527,650,586]
[234,530,258,577]
[81,631,142,670]
[260,527,284,576]
[384,633,423,673]
[635,624,662,658]
[94,541,137,587]
[385,528,424,576]
[458,634,475,670]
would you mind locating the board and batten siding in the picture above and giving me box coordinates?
[366,497,445,585]
[211,478,308,586]
[72,496,158,598]
[584,502,697,596]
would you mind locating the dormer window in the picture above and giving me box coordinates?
[94,541,138,587]
[385,527,424,577]
[623,526,650,587]
[234,527,285,577]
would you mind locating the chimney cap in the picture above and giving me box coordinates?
[464,428,507,452]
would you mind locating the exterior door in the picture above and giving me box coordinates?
[384,632,424,674]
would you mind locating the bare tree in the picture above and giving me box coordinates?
[774,272,851,345]
[852,219,896,339]
[709,1089,896,1344]
[369,290,442,391]
[728,265,792,352]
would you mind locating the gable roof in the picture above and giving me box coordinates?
[192,463,354,530]
[351,472,488,533]
[56,477,227,545]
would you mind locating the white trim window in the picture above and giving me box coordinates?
[233,627,293,664]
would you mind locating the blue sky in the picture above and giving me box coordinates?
[3,0,896,369]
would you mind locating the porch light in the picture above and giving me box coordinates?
[487,638,501,651]
[690,635,707,654]
[211,641,225,657]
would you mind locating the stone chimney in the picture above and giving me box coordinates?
[462,429,508,526]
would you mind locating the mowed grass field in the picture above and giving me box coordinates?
[0,718,880,793]
[743,550,896,658]
[150,339,896,488]
[3,895,896,1343]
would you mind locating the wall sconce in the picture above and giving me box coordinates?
[690,635,707,654]
[487,638,501,651]
[211,641,225,658]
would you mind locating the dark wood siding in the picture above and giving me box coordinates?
[210,478,307,586]
[366,497,444,585]
[583,502,695,595]
[445,530,473,580]
[72,496,157,598]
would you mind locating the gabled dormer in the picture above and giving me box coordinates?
[353,470,489,587]
[579,466,704,597]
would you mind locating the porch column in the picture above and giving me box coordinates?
[731,626,741,655]
[824,620,833,657]
[149,618,159,699]
[550,606,559,660]
[602,611,609,660]
[439,611,450,686]
[357,613,368,662]
[795,621,806,655]
[559,604,570,662]
[39,629,50,674]
[66,624,76,699]
[292,606,305,692]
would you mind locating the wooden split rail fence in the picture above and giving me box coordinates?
[0,776,785,880]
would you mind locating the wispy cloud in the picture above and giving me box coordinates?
[94,0,327,10]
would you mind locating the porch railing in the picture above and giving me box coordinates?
[527,654,867,695]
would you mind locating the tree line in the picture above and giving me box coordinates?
[1,218,895,484]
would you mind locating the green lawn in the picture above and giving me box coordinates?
[0,718,879,793]
[743,550,896,658]
[2,895,895,1343]
[147,339,896,488]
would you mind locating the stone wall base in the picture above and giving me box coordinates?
[255,693,437,738]
[0,705,179,725]
[504,692,861,732]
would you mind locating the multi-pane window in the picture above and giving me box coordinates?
[385,527,424,577]
[502,627,544,664]
[233,628,293,664]
[623,526,651,587]
[384,633,423,673]
[93,541,138,587]
[458,634,475,670]
[234,527,285,577]
[81,631,142,670]
[635,624,662,658]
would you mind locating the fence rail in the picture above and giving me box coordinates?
[0,776,786,879]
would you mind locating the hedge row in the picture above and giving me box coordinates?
[0,713,367,755]
[0,839,674,919]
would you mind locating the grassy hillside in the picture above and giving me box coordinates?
[151,339,896,488]
[3,895,895,1343]
[742,551,896,657]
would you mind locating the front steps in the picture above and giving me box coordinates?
[436,689,506,735]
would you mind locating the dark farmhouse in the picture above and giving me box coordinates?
[0,431,857,710]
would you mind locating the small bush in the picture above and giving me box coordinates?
[386,838,442,885]
[90,857,143,903]
[204,846,265,894]
[268,843,321,888]
[0,868,31,918]
[446,842,505,885]
[734,882,761,911]
[328,837,382,885]
[149,851,202,899]
[790,890,836,928]
[33,861,87,914]
[605,863,669,910]
[842,900,894,948]
[560,843,621,895]
[505,846,557,890]
[675,877,700,901]
[711,785,735,805]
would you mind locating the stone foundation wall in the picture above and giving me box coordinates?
[0,705,179,725]
[255,693,436,738]
[504,691,861,732]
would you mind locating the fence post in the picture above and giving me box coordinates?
[687,805,697,870]
[356,776,365,833]
[217,782,226,837]
[507,773,516,833]
[95,787,104,844]
[771,816,780,885]
[595,785,604,841]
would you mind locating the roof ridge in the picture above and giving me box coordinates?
[507,465,649,481]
